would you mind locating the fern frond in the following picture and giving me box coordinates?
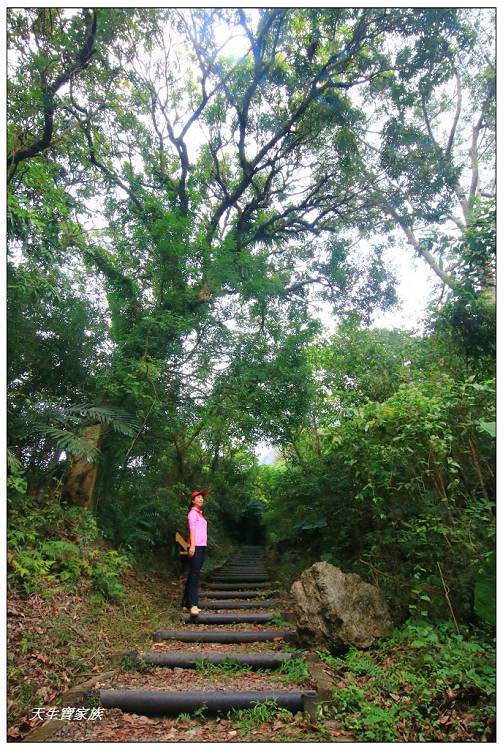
[31,426,99,461]
[65,404,141,436]
[7,449,23,472]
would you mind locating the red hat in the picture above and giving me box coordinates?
[191,490,207,501]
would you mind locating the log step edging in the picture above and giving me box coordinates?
[199,590,277,599]
[99,688,317,715]
[153,629,297,643]
[182,613,276,624]
[198,600,280,609]
[21,669,119,743]
[303,652,339,701]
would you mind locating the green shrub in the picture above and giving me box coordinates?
[262,374,495,623]
[8,492,130,599]
[89,550,130,600]
[473,550,496,626]
[40,540,88,582]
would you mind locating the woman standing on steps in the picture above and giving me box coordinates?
[182,490,207,617]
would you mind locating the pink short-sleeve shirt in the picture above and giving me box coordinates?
[187,508,207,546]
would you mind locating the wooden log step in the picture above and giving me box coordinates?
[199,590,277,599]
[99,689,316,715]
[182,613,275,624]
[204,582,272,590]
[152,629,296,643]
[198,600,280,609]
[220,569,266,572]
[208,576,270,583]
[215,571,267,576]
[211,570,269,582]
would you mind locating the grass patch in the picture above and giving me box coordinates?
[174,704,208,723]
[121,652,150,673]
[195,657,252,677]
[267,611,290,627]
[278,657,311,683]
[228,699,291,735]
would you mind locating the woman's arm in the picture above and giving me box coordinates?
[188,511,196,557]
[188,530,196,557]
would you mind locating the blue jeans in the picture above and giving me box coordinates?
[182,546,206,607]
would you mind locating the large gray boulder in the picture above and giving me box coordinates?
[290,562,393,652]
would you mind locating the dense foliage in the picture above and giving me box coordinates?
[318,621,495,741]
[259,318,495,625]
[8,7,494,635]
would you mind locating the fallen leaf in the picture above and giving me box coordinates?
[122,714,137,723]
[36,686,56,702]
[135,716,152,724]
[7,607,25,618]
[324,720,343,732]
[34,653,52,664]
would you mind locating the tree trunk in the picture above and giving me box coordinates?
[62,423,108,509]
[171,433,186,481]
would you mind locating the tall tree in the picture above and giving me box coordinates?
[8,7,489,511]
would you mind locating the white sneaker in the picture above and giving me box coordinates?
[190,606,201,616]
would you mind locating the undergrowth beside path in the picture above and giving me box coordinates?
[318,620,495,742]
[7,567,181,739]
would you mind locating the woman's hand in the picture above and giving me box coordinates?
[189,545,195,558]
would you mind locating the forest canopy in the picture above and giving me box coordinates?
[7,7,495,626]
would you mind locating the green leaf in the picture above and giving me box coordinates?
[478,420,496,438]
[298,518,328,531]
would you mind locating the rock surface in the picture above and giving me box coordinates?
[290,562,392,652]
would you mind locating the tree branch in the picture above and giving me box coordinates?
[383,203,457,289]
[445,70,462,158]
[83,122,144,212]
[7,9,98,173]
